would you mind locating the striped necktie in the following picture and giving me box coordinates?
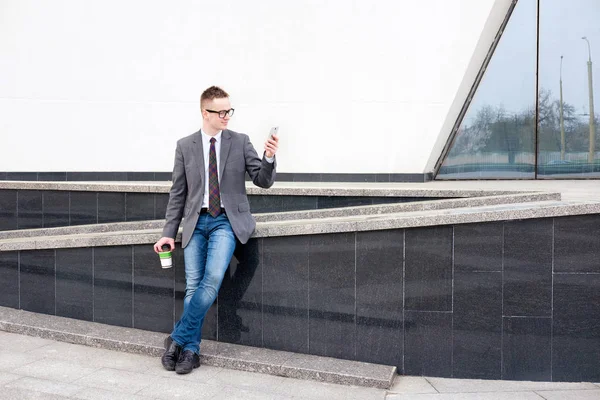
[208,137,221,217]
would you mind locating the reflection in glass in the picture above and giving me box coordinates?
[538,0,599,177]
[437,0,537,179]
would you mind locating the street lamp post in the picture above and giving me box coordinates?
[582,37,595,163]
[560,55,565,160]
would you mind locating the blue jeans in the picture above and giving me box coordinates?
[171,213,236,354]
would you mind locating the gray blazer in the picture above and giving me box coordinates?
[162,129,276,247]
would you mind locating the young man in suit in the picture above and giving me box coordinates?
[153,86,278,374]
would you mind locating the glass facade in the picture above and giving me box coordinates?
[437,0,600,179]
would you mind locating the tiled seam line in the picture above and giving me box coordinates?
[451,225,454,378]
[92,247,95,323]
[402,228,405,375]
[15,190,19,230]
[354,232,357,360]
[18,250,21,310]
[307,235,311,355]
[131,245,135,328]
[501,222,505,380]
[68,192,71,227]
[551,217,554,382]
[54,249,57,316]
[261,238,264,348]
[153,194,157,220]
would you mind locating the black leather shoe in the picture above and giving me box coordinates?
[175,350,200,374]
[161,336,181,371]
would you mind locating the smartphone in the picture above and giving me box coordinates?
[269,126,279,139]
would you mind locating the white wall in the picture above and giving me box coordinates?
[0,0,508,174]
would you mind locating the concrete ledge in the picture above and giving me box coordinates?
[0,180,518,197]
[0,306,397,389]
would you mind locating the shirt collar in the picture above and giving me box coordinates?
[200,129,222,142]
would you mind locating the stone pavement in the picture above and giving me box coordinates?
[1,332,599,400]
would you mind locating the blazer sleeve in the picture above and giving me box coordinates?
[162,141,187,238]
[244,134,276,188]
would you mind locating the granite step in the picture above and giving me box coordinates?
[0,306,397,389]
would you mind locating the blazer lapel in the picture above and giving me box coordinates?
[191,130,205,184]
[219,129,232,179]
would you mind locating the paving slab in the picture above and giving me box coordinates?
[534,389,600,400]
[72,368,157,395]
[427,377,599,393]
[0,387,73,400]
[12,358,99,384]
[70,388,154,400]
[388,376,439,394]
[385,392,545,400]
[4,376,84,397]
[0,306,396,389]
[134,376,220,399]
[0,371,22,386]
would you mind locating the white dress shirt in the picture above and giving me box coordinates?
[200,129,223,208]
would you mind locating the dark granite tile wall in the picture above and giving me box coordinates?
[263,236,310,353]
[553,273,600,382]
[502,317,551,381]
[126,193,155,222]
[127,172,155,181]
[155,194,170,219]
[0,190,17,231]
[554,214,600,273]
[94,246,133,327]
[404,311,452,377]
[133,244,174,333]
[503,219,552,317]
[98,193,126,224]
[38,172,67,181]
[97,172,128,181]
[6,172,38,181]
[19,249,55,315]
[0,251,19,308]
[405,226,452,311]
[43,191,70,228]
[454,222,503,272]
[0,213,599,382]
[453,272,502,379]
[67,172,98,181]
[2,171,432,182]
[356,230,403,368]
[219,239,263,346]
[70,192,97,226]
[56,247,93,321]
[308,233,356,360]
[18,190,43,229]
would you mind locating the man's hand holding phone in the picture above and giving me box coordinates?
[265,127,279,158]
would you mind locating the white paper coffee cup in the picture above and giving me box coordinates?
[158,251,173,269]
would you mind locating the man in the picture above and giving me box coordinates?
[153,86,278,374]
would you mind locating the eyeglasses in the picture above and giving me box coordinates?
[205,108,235,118]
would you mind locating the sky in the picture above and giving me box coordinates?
[464,0,600,123]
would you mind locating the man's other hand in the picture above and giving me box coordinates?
[265,134,279,158]
[154,237,175,253]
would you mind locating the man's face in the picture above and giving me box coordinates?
[203,97,232,132]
